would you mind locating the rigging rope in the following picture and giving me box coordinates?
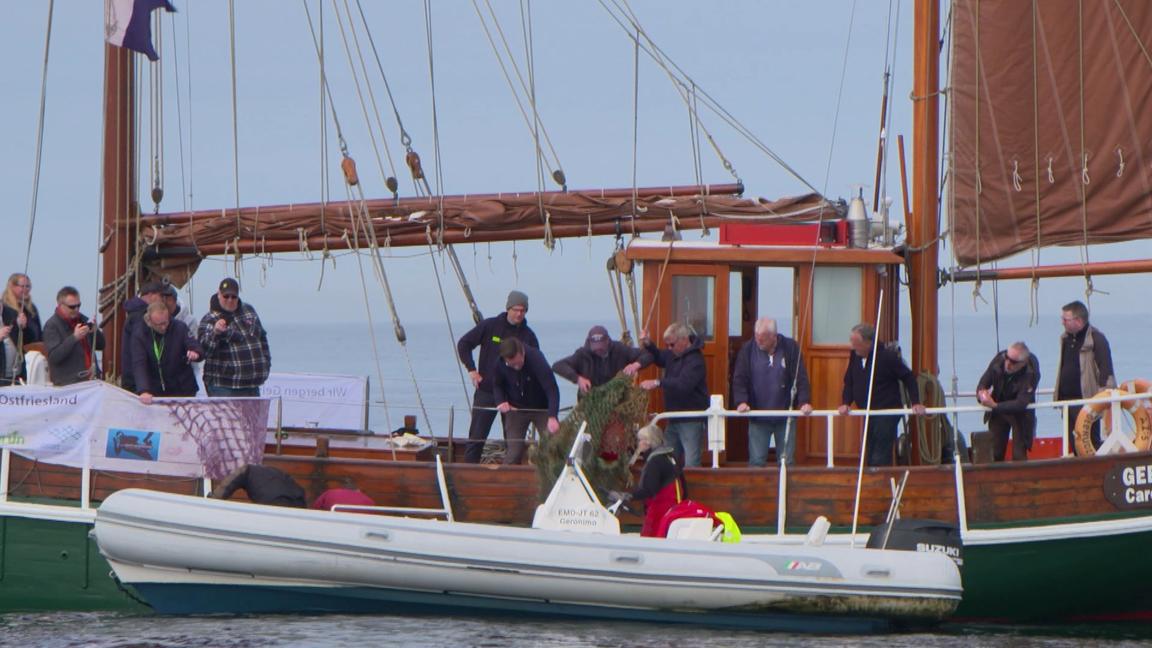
[471,0,566,187]
[228,0,242,273]
[600,0,815,192]
[169,9,188,212]
[23,0,55,275]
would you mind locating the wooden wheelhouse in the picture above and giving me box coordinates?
[627,225,902,466]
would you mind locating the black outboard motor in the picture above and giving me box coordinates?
[866,519,963,568]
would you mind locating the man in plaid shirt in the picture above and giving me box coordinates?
[197,278,271,397]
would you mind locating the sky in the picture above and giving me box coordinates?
[1,0,1147,337]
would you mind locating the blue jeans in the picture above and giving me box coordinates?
[666,419,705,467]
[748,419,794,466]
[206,385,261,398]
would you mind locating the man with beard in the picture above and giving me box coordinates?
[42,286,104,386]
[197,278,271,397]
[551,325,651,397]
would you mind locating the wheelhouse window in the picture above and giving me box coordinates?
[811,266,861,344]
[671,275,715,341]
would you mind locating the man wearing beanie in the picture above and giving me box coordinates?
[552,325,652,397]
[456,289,540,463]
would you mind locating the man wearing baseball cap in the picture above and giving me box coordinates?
[552,325,652,397]
[456,289,540,463]
[196,278,271,397]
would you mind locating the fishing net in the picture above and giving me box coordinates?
[532,375,650,502]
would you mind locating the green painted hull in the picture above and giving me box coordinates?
[0,514,143,613]
[957,524,1152,621]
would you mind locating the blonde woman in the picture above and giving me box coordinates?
[620,424,686,537]
[1,273,42,383]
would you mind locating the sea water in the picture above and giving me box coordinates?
[4,611,1152,646]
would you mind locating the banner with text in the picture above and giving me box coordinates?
[0,382,269,480]
[261,372,368,431]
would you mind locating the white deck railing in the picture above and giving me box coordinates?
[649,388,1152,468]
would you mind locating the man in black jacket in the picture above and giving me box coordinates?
[838,323,925,466]
[129,301,203,404]
[119,281,164,392]
[1055,300,1115,455]
[493,337,560,465]
[640,323,709,467]
[210,464,306,508]
[552,325,651,397]
[977,341,1040,462]
[456,290,540,463]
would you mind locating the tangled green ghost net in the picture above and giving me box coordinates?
[533,375,650,502]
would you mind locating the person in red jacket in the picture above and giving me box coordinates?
[615,424,685,537]
[312,478,377,512]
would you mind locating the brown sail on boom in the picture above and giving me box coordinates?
[140,186,837,257]
[950,0,1152,267]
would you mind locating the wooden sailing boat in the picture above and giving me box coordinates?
[7,0,1152,623]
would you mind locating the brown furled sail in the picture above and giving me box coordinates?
[138,185,837,259]
[949,0,1152,267]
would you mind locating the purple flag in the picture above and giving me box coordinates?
[105,0,176,62]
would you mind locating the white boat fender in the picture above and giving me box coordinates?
[805,515,831,546]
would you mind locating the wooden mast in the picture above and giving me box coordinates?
[100,43,138,379]
[909,0,940,378]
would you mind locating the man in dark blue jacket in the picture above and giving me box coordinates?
[130,301,203,404]
[119,281,164,393]
[640,323,709,467]
[456,290,540,463]
[493,337,560,465]
[839,323,925,466]
[551,325,652,397]
[731,317,813,466]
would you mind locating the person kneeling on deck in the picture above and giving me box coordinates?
[209,464,306,508]
[976,342,1040,462]
[312,477,376,511]
[839,323,926,467]
[494,337,561,465]
[611,424,686,537]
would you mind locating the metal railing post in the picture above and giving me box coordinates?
[825,413,835,467]
[707,395,726,469]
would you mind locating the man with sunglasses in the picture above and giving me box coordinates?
[197,278,271,398]
[42,286,105,386]
[977,341,1041,462]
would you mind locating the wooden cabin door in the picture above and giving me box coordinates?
[640,263,730,459]
[795,264,898,464]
